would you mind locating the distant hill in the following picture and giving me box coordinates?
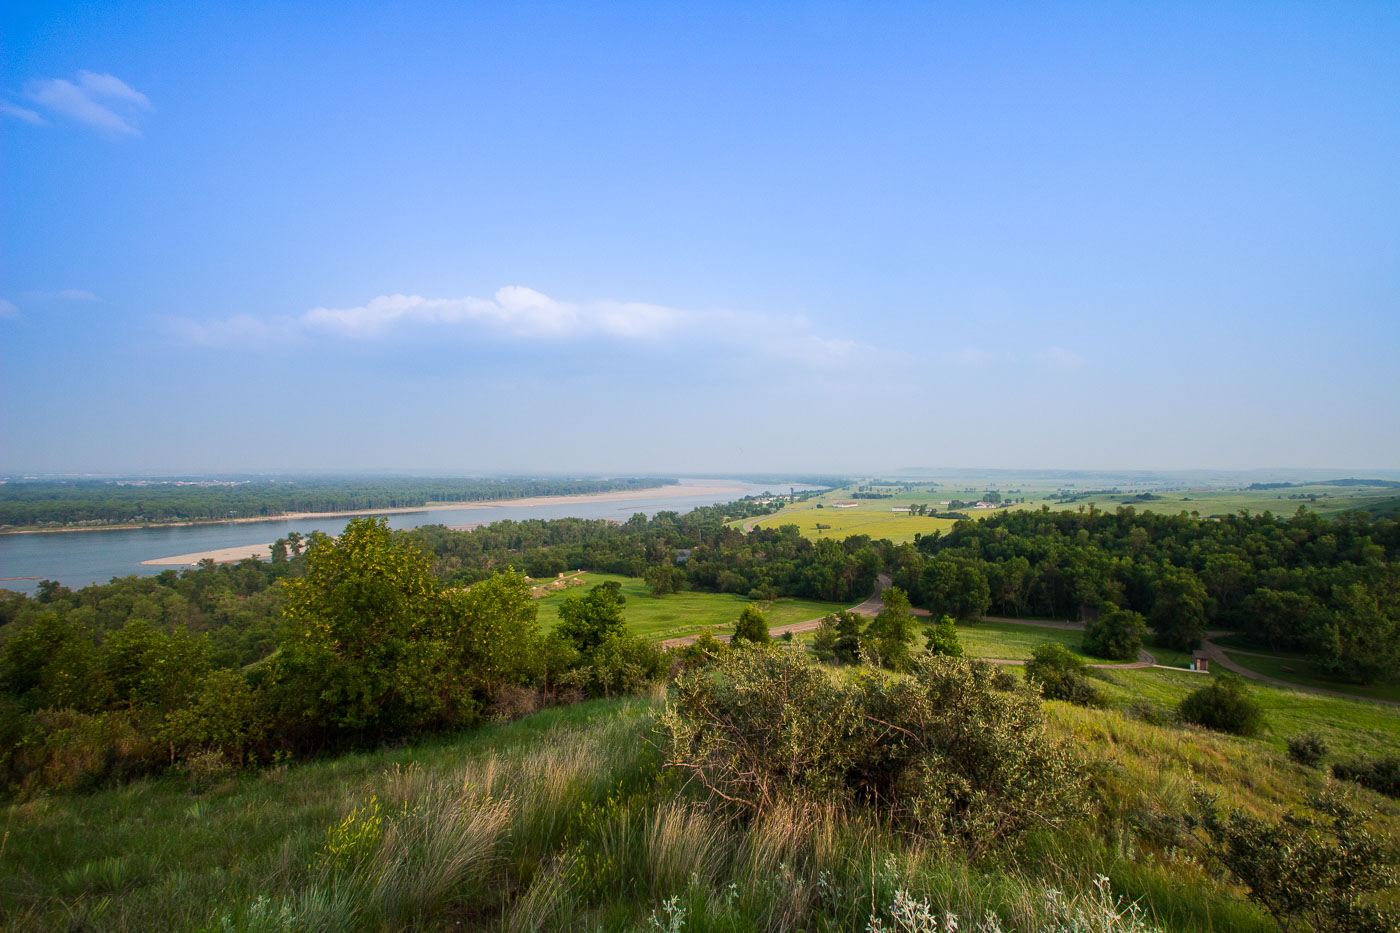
[1247,478,1400,490]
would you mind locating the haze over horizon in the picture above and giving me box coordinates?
[4,2,1397,475]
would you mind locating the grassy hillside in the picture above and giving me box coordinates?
[3,663,1396,932]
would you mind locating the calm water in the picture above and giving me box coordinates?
[0,481,813,595]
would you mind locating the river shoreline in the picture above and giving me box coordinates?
[0,481,747,537]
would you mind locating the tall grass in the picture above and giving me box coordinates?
[3,676,1395,931]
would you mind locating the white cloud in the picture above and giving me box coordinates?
[177,286,870,365]
[23,71,150,136]
[22,289,100,302]
[0,101,46,125]
[0,299,17,318]
[172,314,303,348]
[302,287,688,340]
[1037,346,1086,371]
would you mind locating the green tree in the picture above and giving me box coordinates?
[274,517,446,737]
[556,582,627,652]
[862,587,917,670]
[924,615,963,657]
[643,561,684,597]
[1081,604,1147,661]
[731,605,771,646]
[1151,570,1208,651]
[439,570,539,702]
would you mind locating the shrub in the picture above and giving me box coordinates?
[924,615,963,658]
[660,651,1084,853]
[565,632,668,698]
[731,605,771,646]
[1023,643,1102,706]
[1331,755,1400,799]
[1287,732,1328,768]
[812,610,864,665]
[861,587,918,671]
[13,708,157,796]
[1197,791,1397,933]
[1081,605,1147,661]
[672,629,729,670]
[1178,673,1264,736]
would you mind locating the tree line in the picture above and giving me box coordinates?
[890,504,1400,683]
[0,476,674,528]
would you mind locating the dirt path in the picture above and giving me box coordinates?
[661,574,899,648]
[661,585,1151,669]
[1198,634,1400,708]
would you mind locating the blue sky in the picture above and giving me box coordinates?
[3,1,1397,475]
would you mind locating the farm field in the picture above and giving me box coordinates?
[748,481,1399,545]
[533,572,849,640]
[746,486,976,543]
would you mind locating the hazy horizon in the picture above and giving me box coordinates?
[4,3,1397,475]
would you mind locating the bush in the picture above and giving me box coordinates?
[1331,755,1400,799]
[564,632,668,698]
[924,615,963,658]
[1081,605,1147,661]
[660,650,1084,853]
[730,605,771,646]
[1287,732,1328,768]
[812,610,864,664]
[1197,791,1397,933]
[1178,673,1265,736]
[1023,643,1102,706]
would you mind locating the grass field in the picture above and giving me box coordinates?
[952,621,1115,662]
[1094,666,1400,761]
[533,573,850,640]
[5,666,1398,932]
[1220,650,1400,703]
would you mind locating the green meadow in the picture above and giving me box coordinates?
[533,573,848,640]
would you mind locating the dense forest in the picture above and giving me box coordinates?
[890,505,1400,682]
[0,475,675,528]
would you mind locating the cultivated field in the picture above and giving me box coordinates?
[745,479,1397,545]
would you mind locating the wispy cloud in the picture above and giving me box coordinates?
[0,101,46,125]
[22,289,100,302]
[175,286,866,366]
[1036,346,1086,371]
[15,71,151,136]
[0,299,17,318]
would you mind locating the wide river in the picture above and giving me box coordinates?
[0,480,815,595]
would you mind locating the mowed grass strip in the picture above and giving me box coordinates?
[953,621,1121,663]
[533,573,849,639]
[1221,650,1400,704]
[1094,667,1400,760]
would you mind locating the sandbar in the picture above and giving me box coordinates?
[137,481,752,565]
[141,543,277,566]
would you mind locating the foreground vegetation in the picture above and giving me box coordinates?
[3,655,1397,932]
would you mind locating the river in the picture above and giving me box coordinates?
[0,480,815,595]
